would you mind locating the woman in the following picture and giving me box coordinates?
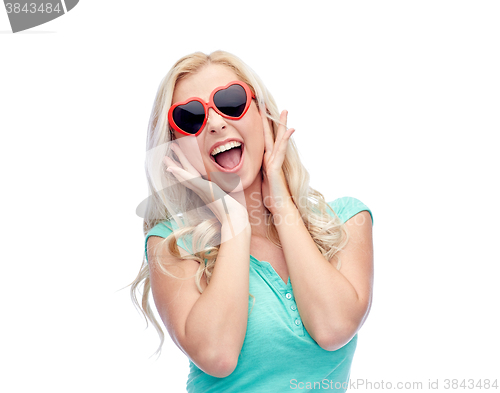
[131,50,374,392]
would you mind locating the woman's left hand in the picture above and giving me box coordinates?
[260,106,296,217]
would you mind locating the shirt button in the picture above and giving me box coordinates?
[290,304,297,311]
[285,293,292,300]
[294,319,302,326]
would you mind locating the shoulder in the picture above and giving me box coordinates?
[327,196,374,226]
[144,219,182,263]
[146,219,176,239]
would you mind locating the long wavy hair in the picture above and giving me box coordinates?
[130,50,349,356]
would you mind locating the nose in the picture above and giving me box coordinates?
[206,108,227,134]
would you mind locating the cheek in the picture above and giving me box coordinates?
[244,114,266,164]
[175,137,208,176]
[247,135,265,174]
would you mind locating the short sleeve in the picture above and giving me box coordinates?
[327,196,374,225]
[144,220,192,263]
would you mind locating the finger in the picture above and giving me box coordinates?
[273,111,291,155]
[272,110,289,156]
[272,127,295,164]
[166,163,212,202]
[163,156,176,167]
[163,157,192,185]
[165,164,186,182]
[260,103,274,154]
[188,176,215,201]
[276,110,288,142]
[163,156,182,170]
[170,142,197,173]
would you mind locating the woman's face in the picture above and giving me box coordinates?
[171,64,265,192]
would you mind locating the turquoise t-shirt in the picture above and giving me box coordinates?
[144,197,373,392]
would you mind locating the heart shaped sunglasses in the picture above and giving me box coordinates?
[168,81,256,136]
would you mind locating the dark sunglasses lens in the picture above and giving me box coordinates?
[213,84,248,118]
[172,101,205,134]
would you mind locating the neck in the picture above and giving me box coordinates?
[236,170,270,238]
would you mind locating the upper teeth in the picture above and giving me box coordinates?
[211,141,242,156]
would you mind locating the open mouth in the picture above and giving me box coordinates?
[210,144,244,172]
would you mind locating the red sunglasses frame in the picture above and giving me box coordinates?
[168,80,256,136]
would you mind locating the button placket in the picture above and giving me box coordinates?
[250,256,305,335]
[284,291,304,335]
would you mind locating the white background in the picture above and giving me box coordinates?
[1,1,499,392]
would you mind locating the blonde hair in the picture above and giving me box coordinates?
[130,50,349,356]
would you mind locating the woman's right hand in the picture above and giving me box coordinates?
[164,142,250,235]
